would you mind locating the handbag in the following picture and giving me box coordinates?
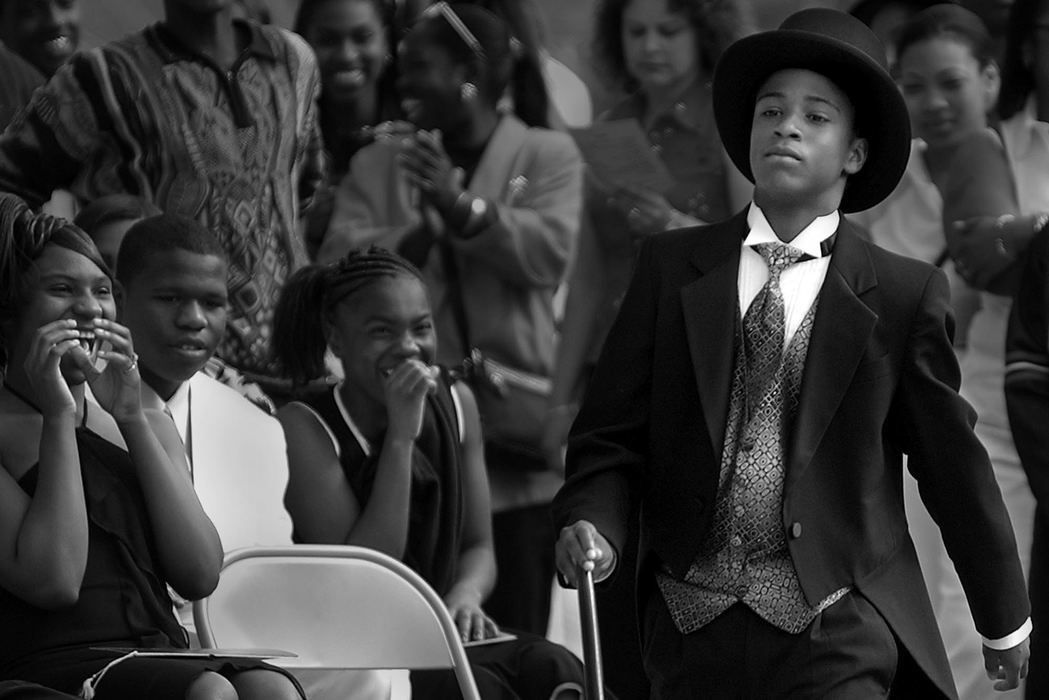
[437,234,554,472]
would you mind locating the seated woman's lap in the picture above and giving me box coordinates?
[0,680,79,699]
[5,652,304,700]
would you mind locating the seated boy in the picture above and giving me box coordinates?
[113,214,392,700]
[114,214,293,557]
[554,8,1030,698]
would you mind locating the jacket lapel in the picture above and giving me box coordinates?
[468,115,528,199]
[787,221,879,482]
[680,211,748,464]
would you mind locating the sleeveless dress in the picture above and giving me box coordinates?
[0,428,302,699]
[296,377,586,700]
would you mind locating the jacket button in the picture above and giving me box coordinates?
[789,522,803,539]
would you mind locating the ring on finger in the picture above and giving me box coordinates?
[123,351,139,375]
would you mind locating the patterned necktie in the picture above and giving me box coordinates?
[743,243,811,415]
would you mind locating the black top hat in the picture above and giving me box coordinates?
[712,8,911,212]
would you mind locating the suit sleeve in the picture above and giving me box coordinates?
[1006,228,1049,506]
[552,235,657,558]
[891,268,1030,639]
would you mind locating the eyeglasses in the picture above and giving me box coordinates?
[424,1,486,59]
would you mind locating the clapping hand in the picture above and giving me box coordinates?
[400,129,464,210]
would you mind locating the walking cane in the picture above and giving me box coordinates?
[577,565,606,700]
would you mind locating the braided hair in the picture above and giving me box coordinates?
[272,246,425,386]
[0,193,108,368]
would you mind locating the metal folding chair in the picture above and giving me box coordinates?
[193,545,481,700]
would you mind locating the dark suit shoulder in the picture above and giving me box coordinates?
[840,220,942,291]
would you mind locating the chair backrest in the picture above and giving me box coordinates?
[193,545,480,699]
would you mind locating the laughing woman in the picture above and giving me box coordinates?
[0,194,301,700]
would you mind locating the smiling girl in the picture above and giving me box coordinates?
[295,0,403,180]
[272,247,585,700]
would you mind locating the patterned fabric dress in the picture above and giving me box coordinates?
[0,20,325,376]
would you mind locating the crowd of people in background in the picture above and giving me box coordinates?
[0,0,1048,699]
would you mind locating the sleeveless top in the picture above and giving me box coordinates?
[0,429,187,677]
[297,376,466,596]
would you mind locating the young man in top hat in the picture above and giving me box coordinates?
[553,7,1031,698]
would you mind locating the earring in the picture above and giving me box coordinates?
[460,82,478,102]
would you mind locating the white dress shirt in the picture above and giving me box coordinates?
[160,380,192,472]
[739,204,836,345]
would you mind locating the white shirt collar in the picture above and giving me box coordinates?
[744,202,839,259]
[140,378,191,446]
[165,381,192,443]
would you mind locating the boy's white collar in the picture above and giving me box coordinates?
[744,203,839,259]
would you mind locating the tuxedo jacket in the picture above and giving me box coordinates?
[553,210,1029,697]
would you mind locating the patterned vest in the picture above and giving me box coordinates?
[657,293,849,634]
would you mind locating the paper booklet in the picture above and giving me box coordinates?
[463,632,518,648]
[570,119,675,194]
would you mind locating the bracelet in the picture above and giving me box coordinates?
[455,195,488,238]
[465,195,488,232]
[994,214,1016,259]
[448,190,490,238]
[1034,212,1049,236]
[446,190,475,231]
